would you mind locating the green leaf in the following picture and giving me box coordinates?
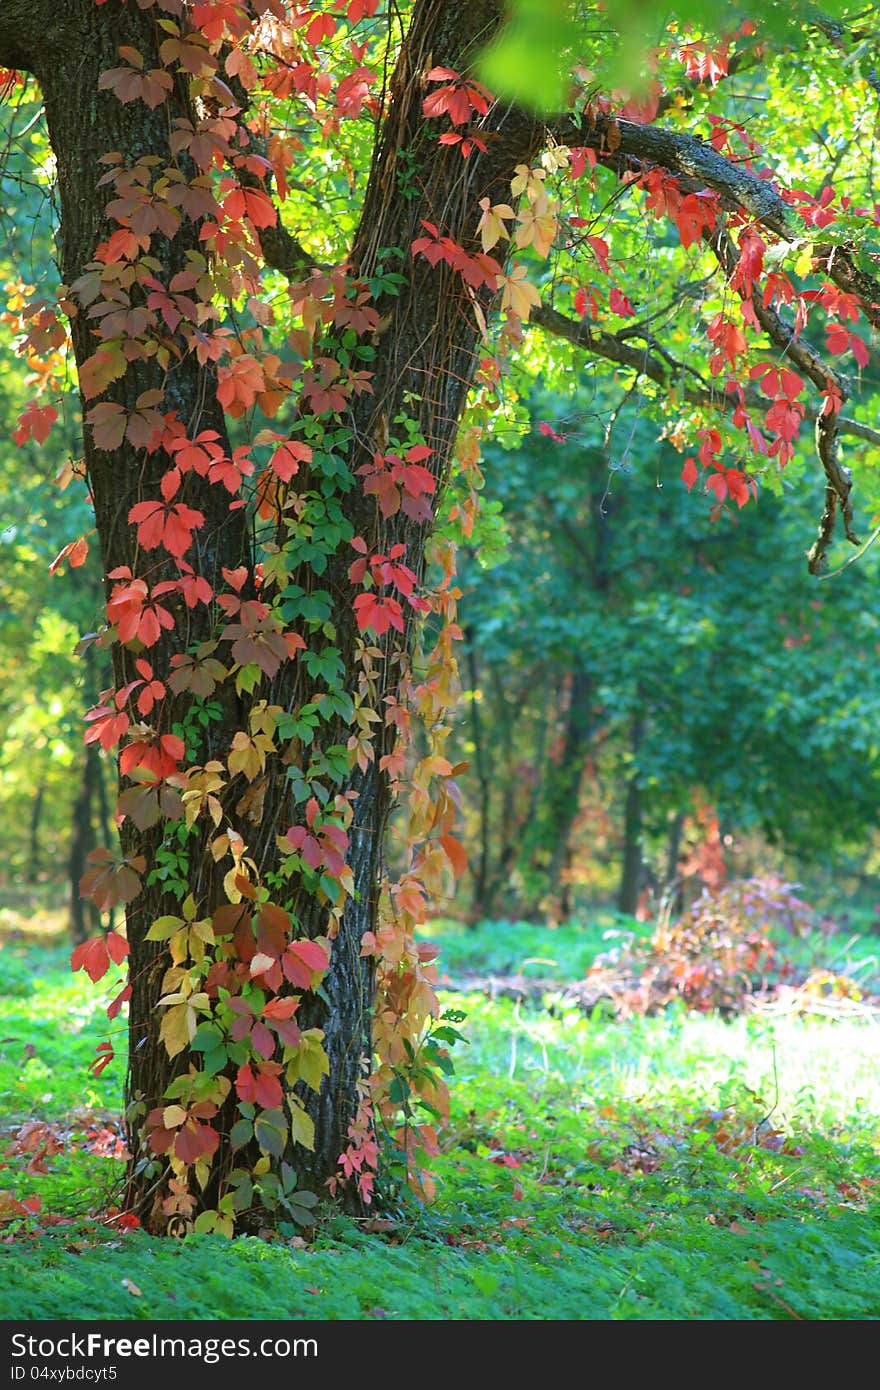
[255,1107,288,1158]
[478,0,574,112]
[194,1209,233,1237]
[287,1191,320,1226]
[286,1029,330,1093]
[229,1118,254,1150]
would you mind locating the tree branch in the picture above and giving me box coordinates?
[559,112,801,239]
[542,107,880,569]
[531,302,880,450]
[558,110,880,335]
[705,223,859,564]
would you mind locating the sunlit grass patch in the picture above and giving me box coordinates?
[0,911,877,1319]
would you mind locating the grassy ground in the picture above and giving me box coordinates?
[0,897,877,1320]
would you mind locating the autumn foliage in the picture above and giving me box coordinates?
[3,0,880,1235]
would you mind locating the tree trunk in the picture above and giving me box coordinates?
[518,666,594,916]
[2,0,545,1227]
[28,785,44,881]
[482,666,555,918]
[618,715,646,916]
[662,808,686,916]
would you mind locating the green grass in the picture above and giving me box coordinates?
[421,911,653,980]
[0,910,878,1320]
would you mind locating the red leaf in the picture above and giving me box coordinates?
[851,333,870,369]
[282,950,313,989]
[440,834,467,878]
[609,287,635,318]
[262,996,300,1021]
[79,851,145,911]
[13,401,57,447]
[71,937,111,984]
[49,536,90,574]
[87,402,127,451]
[353,592,404,635]
[106,932,129,965]
[270,439,312,482]
[235,1064,258,1105]
[107,983,131,1020]
[779,368,804,401]
[174,1120,219,1164]
[88,1042,115,1077]
[237,1061,284,1109]
[250,1022,276,1061]
[254,1065,284,1109]
[129,499,205,557]
[289,939,329,975]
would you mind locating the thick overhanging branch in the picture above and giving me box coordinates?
[560,113,801,240]
[557,111,880,340]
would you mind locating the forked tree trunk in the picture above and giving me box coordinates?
[0,0,545,1224]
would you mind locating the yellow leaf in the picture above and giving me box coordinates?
[228,731,264,781]
[515,202,558,258]
[418,846,448,896]
[145,915,183,941]
[468,289,489,341]
[190,917,215,945]
[476,197,514,252]
[169,927,189,966]
[288,1098,315,1151]
[510,163,546,201]
[541,142,570,174]
[160,1002,192,1059]
[498,264,541,322]
[162,1104,188,1129]
[794,244,814,278]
